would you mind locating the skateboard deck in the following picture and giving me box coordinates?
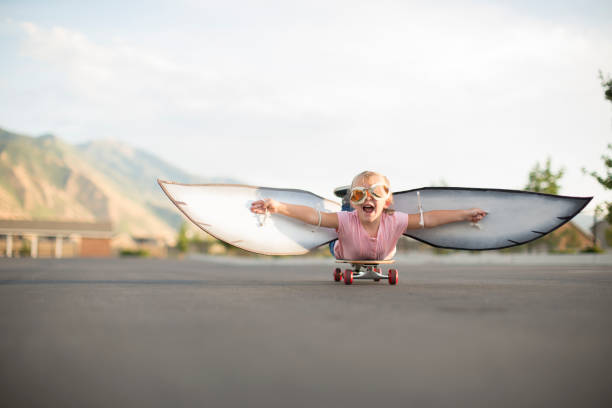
[336,259,394,265]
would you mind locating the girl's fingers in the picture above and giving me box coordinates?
[470,209,486,222]
[250,200,266,213]
[474,209,487,218]
[251,199,273,214]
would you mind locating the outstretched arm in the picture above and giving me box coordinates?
[251,199,339,229]
[406,208,487,230]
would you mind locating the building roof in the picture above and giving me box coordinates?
[566,220,593,241]
[0,219,113,237]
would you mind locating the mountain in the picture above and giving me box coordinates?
[0,127,229,242]
[75,139,200,230]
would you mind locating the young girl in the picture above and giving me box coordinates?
[250,171,487,260]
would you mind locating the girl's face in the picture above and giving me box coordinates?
[350,175,391,224]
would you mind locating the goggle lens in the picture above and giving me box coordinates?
[349,183,389,204]
[371,185,389,198]
[350,189,366,203]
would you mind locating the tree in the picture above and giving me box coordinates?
[524,157,565,194]
[586,146,612,191]
[177,222,189,253]
[584,71,612,223]
[523,158,565,253]
[600,70,612,104]
[585,144,612,223]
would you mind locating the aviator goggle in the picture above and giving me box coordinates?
[349,183,390,204]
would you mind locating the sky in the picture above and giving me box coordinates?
[1,0,611,214]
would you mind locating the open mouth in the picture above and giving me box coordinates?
[362,204,375,214]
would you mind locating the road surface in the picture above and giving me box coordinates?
[1,257,611,407]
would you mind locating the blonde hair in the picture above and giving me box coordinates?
[351,170,395,214]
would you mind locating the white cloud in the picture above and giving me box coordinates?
[1,2,611,210]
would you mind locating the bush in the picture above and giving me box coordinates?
[606,227,612,247]
[581,246,605,254]
[120,249,149,257]
[433,247,454,255]
[19,240,30,257]
[550,249,576,254]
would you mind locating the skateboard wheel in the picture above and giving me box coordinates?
[388,269,398,285]
[333,268,342,282]
[373,268,380,282]
[343,269,353,285]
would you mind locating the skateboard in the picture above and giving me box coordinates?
[334,259,398,285]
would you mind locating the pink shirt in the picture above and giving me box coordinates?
[334,211,410,260]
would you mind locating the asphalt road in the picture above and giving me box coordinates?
[1,257,611,407]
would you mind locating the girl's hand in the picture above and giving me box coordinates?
[250,198,282,214]
[465,208,487,223]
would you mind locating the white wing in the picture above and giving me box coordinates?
[159,180,340,255]
[393,187,592,250]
